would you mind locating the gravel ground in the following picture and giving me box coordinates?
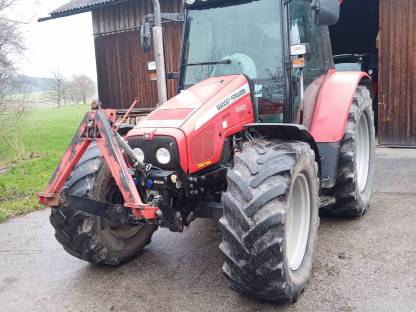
[0,147,415,312]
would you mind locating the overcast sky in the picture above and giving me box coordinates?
[10,0,97,80]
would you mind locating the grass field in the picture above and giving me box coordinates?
[0,104,89,222]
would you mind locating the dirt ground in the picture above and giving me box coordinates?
[0,147,415,312]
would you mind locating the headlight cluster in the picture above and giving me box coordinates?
[127,136,178,170]
[133,147,171,165]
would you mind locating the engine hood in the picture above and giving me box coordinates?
[133,75,251,131]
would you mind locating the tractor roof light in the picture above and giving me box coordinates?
[185,0,196,5]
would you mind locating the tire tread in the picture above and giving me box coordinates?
[221,139,319,302]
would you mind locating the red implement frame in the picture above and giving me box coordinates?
[38,109,159,220]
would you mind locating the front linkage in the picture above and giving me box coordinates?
[38,107,160,221]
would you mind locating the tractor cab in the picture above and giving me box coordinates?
[180,0,285,123]
[176,0,338,125]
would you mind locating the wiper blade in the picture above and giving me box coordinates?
[182,59,232,67]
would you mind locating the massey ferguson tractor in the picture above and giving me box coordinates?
[39,0,375,303]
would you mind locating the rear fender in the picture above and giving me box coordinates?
[310,69,371,143]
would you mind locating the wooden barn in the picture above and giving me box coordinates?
[41,0,416,146]
[41,0,184,112]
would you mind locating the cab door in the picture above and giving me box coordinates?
[289,0,333,128]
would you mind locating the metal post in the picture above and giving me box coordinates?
[152,0,168,106]
[300,69,304,101]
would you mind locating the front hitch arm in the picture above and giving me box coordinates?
[38,108,160,220]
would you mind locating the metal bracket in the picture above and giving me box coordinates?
[144,13,185,25]
[166,72,180,80]
[64,194,144,225]
[39,108,160,220]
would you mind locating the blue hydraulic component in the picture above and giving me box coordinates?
[146,179,154,189]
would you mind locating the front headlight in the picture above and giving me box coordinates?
[133,148,145,163]
[156,147,171,165]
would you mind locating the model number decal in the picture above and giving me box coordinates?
[195,84,250,130]
[236,104,247,113]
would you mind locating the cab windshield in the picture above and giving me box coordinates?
[180,0,285,87]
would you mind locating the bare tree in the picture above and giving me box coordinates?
[0,0,23,99]
[68,74,96,105]
[0,0,29,159]
[50,70,67,107]
[0,1,24,70]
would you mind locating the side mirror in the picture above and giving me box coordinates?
[140,22,152,52]
[314,0,340,26]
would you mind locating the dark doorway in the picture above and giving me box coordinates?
[330,0,379,56]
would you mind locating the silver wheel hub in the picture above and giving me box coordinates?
[356,112,371,192]
[286,173,311,271]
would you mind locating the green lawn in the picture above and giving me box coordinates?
[0,105,89,222]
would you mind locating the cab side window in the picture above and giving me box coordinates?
[290,0,330,78]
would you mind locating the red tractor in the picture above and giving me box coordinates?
[39,0,375,303]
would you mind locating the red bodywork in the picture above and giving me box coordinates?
[310,69,370,142]
[128,71,369,173]
[127,75,254,174]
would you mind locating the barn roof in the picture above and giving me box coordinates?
[38,0,129,22]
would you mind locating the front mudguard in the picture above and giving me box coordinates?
[244,123,340,188]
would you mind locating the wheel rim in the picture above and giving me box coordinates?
[286,173,311,271]
[356,112,371,192]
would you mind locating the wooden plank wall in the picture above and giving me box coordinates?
[379,0,416,146]
[92,0,183,109]
[92,0,183,35]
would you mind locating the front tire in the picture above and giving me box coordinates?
[50,144,157,265]
[325,86,376,217]
[220,140,319,302]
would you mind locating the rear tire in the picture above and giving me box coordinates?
[50,144,157,265]
[325,86,375,217]
[220,140,319,302]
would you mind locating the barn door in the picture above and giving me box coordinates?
[378,0,416,146]
[93,0,184,110]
